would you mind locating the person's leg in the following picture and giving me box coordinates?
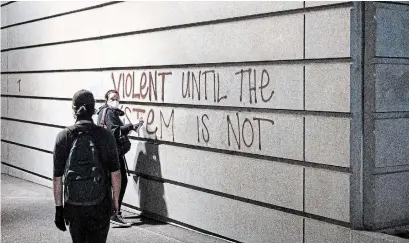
[110,158,131,227]
[69,222,87,243]
[87,223,110,243]
[118,156,128,213]
[86,213,110,243]
[65,205,87,243]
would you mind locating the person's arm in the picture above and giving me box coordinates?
[110,170,121,213]
[104,109,136,136]
[53,176,63,206]
[53,130,69,205]
[104,109,132,135]
[52,130,69,231]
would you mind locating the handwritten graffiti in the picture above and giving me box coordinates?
[227,112,274,150]
[17,79,21,92]
[196,114,210,143]
[110,67,278,152]
[120,104,175,142]
[112,71,172,101]
[181,70,227,103]
[235,68,275,104]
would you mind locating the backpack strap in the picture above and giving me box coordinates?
[66,125,79,140]
[66,124,97,143]
[100,108,108,128]
[66,125,85,138]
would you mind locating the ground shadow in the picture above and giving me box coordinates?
[123,215,167,226]
[132,127,168,222]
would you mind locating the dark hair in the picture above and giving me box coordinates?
[73,104,95,120]
[105,90,119,101]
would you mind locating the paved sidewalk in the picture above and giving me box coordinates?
[1,174,230,243]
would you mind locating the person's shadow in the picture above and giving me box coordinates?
[131,127,168,225]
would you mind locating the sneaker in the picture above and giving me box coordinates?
[110,214,132,227]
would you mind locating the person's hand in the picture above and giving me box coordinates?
[133,118,144,131]
[112,200,119,216]
[124,123,134,133]
[54,206,67,231]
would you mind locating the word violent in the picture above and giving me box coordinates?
[112,71,172,101]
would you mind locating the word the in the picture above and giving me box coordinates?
[235,68,275,104]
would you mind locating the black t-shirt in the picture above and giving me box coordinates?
[53,120,120,177]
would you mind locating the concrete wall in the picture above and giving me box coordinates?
[1,1,355,242]
[362,2,409,230]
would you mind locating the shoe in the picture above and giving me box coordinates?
[110,214,132,227]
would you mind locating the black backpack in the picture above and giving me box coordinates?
[63,126,108,206]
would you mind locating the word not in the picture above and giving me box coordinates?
[121,105,175,142]
[235,68,275,104]
[112,71,172,102]
[227,112,274,150]
[181,70,227,103]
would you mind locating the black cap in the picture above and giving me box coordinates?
[72,89,95,109]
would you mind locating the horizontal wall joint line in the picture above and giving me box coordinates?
[1,95,352,118]
[0,161,352,229]
[374,165,409,175]
[0,1,123,30]
[374,112,409,120]
[1,139,53,154]
[373,57,409,65]
[129,136,352,173]
[1,116,66,129]
[0,1,15,7]
[376,1,409,7]
[1,2,353,52]
[1,117,352,174]
[132,171,351,228]
[1,162,52,181]
[115,203,244,243]
[0,57,351,74]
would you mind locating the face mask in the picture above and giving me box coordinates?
[107,100,119,109]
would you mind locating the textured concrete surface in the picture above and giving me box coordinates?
[375,65,409,112]
[373,172,409,229]
[305,219,350,243]
[305,7,350,58]
[131,177,303,243]
[375,119,409,168]
[131,144,304,211]
[305,116,350,167]
[352,230,409,243]
[304,168,350,222]
[375,4,409,58]
[1,174,230,243]
[305,63,350,112]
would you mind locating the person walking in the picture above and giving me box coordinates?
[53,89,122,242]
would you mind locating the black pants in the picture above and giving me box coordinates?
[118,156,128,213]
[65,201,111,243]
